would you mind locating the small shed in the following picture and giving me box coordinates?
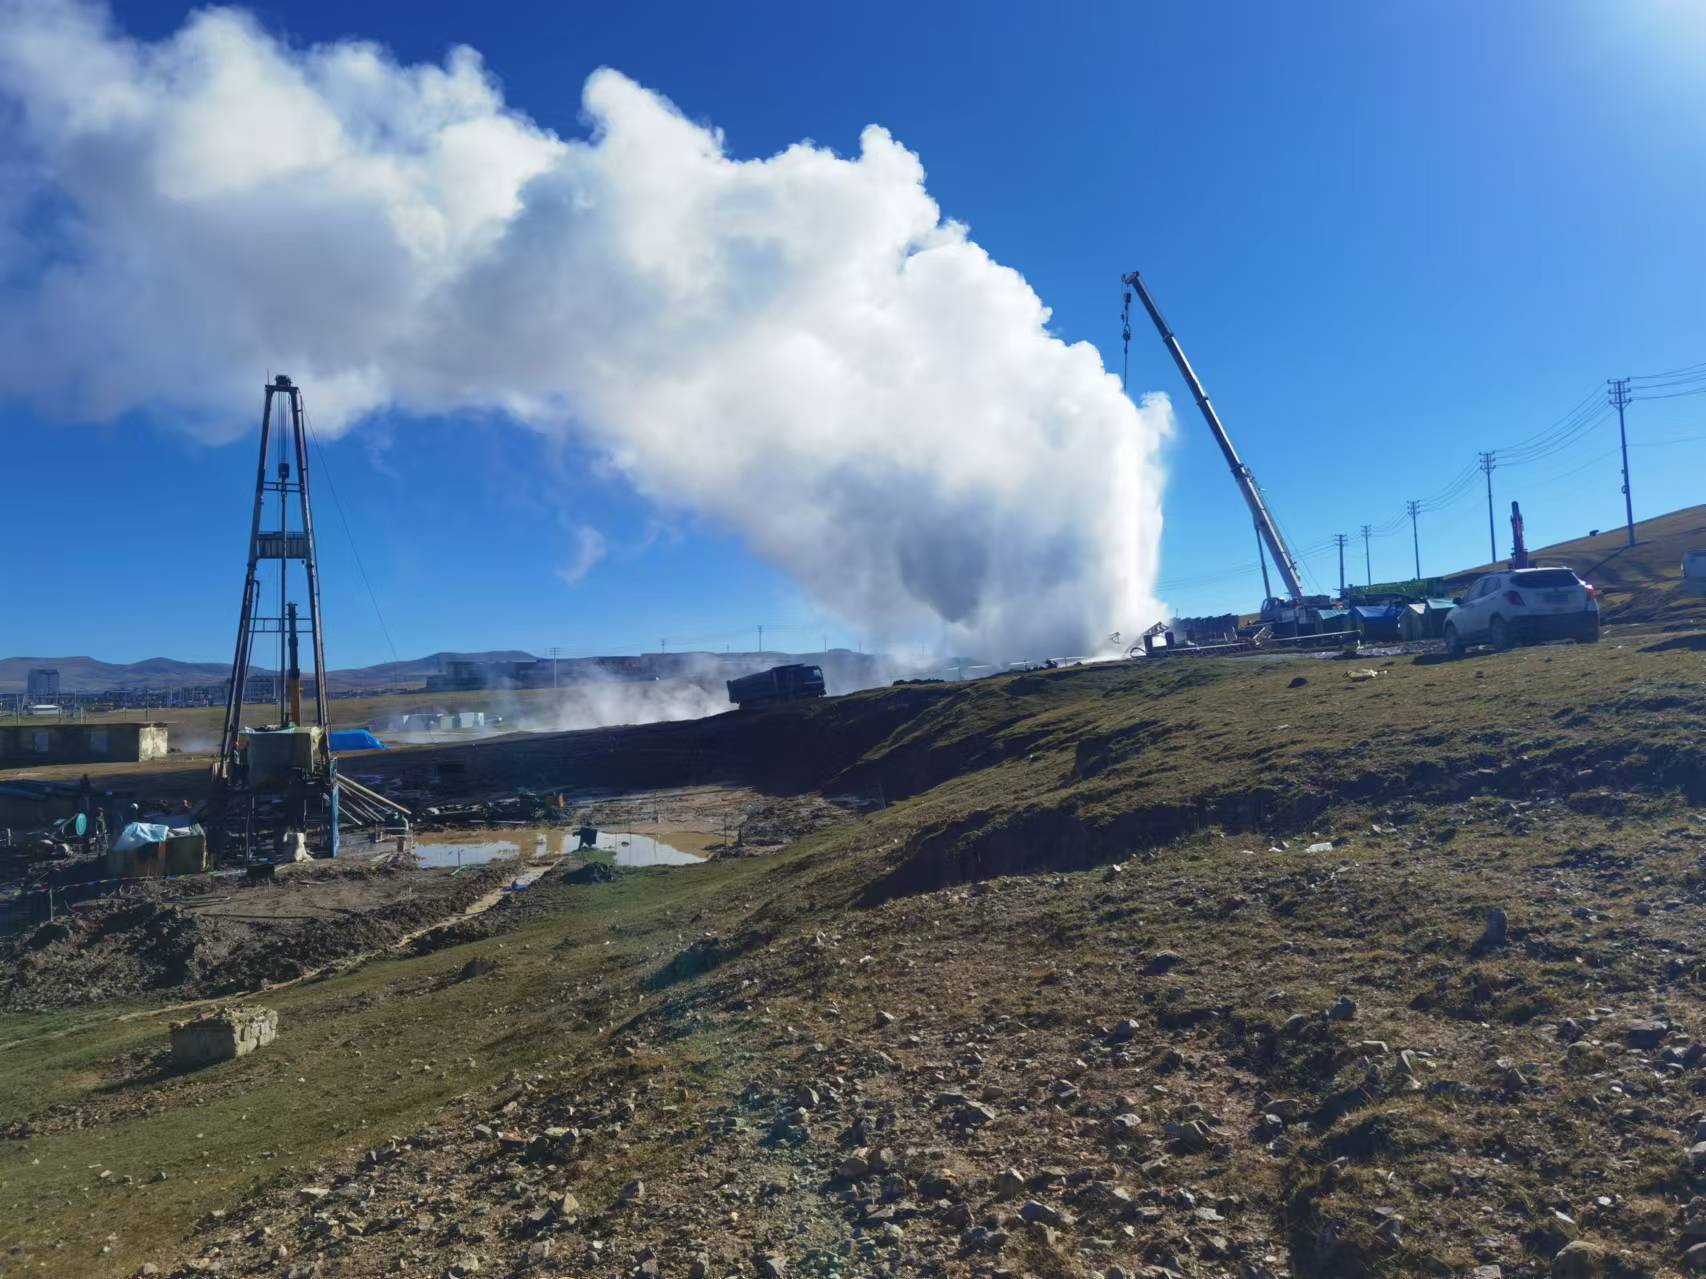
[0,722,168,767]
[1398,603,1430,641]
[1313,607,1352,635]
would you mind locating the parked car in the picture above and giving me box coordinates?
[1443,567,1599,654]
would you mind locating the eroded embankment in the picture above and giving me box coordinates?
[0,862,514,1012]
[857,730,1706,903]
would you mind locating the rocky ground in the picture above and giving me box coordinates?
[5,636,1706,1279]
[138,792,1706,1279]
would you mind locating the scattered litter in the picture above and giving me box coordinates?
[1306,841,1334,854]
[1347,668,1382,681]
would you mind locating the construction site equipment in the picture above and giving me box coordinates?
[1133,619,1354,659]
[1137,627,1263,658]
[726,664,826,710]
[1510,501,1531,569]
[1122,270,1305,602]
[1258,594,1336,637]
[1347,579,1447,604]
[206,376,409,863]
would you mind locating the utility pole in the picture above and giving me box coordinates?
[1478,451,1497,564]
[757,624,763,653]
[1360,525,1372,586]
[1406,500,1423,579]
[660,637,667,653]
[549,645,560,689]
[1608,377,1635,547]
[1332,533,1348,598]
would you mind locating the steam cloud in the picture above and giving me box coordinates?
[0,1,1172,656]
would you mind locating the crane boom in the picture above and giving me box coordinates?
[1122,270,1305,603]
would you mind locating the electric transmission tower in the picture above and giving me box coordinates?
[1406,500,1423,579]
[1608,377,1635,547]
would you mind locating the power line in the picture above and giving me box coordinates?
[1519,447,1622,492]
[1495,403,1611,465]
[1629,371,1706,389]
[1630,358,1706,381]
[1634,386,1706,401]
[300,407,402,673]
[1632,434,1706,447]
[1489,386,1603,454]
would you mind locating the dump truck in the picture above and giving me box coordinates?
[726,663,826,710]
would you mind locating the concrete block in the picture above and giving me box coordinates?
[170,1005,278,1067]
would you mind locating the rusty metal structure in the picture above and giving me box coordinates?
[215,376,330,772]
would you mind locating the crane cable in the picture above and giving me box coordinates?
[1120,288,1133,393]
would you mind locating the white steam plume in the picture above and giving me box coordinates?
[0,1,1171,656]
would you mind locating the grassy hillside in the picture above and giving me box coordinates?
[6,639,1706,1278]
[1444,501,1706,625]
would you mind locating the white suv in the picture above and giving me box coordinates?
[1444,567,1599,654]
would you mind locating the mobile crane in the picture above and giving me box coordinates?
[1122,271,1333,637]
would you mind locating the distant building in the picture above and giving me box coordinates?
[0,721,169,767]
[426,659,550,692]
[219,674,280,705]
[26,668,59,702]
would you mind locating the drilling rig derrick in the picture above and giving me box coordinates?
[206,376,410,866]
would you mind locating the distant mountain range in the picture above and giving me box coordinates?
[0,651,537,695]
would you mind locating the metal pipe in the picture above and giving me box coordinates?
[215,385,277,781]
[288,383,333,743]
[287,602,302,727]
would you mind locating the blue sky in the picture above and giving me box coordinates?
[4,1,1705,667]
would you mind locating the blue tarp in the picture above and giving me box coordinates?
[329,729,387,752]
[1352,603,1402,640]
